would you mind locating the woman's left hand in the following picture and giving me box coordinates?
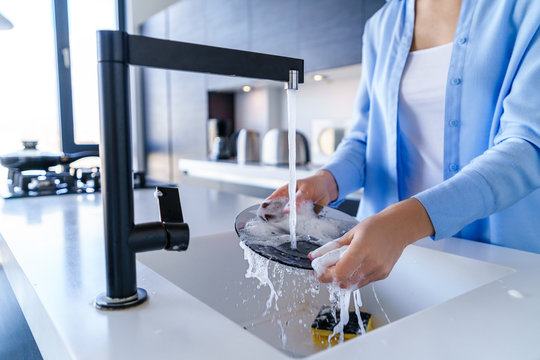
[310,198,435,289]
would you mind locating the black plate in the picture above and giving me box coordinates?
[235,204,357,270]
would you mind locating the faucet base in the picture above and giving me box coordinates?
[95,288,148,310]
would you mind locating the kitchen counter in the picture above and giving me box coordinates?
[1,185,539,359]
[178,158,363,201]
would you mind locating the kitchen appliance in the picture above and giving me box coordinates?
[261,128,310,166]
[311,119,348,165]
[4,167,100,198]
[0,141,100,198]
[209,137,230,161]
[236,129,260,164]
[207,118,232,160]
[0,140,98,171]
[235,204,356,269]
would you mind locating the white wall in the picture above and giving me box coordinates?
[234,65,362,165]
[293,74,361,135]
[235,86,284,136]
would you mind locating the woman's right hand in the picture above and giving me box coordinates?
[260,170,339,218]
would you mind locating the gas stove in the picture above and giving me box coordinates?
[3,166,100,198]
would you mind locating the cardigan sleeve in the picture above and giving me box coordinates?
[415,26,540,239]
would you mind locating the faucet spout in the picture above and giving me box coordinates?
[287,70,299,90]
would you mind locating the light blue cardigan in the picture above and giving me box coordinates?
[323,0,540,253]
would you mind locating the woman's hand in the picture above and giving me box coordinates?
[264,170,339,210]
[310,198,435,289]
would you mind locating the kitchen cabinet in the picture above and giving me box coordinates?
[140,0,385,182]
[297,0,365,71]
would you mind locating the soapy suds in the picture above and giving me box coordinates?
[287,88,297,249]
[241,237,369,349]
[239,201,389,350]
[250,200,355,247]
[239,201,361,347]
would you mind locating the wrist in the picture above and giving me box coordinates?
[315,170,339,203]
[376,198,435,247]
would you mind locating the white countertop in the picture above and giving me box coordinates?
[1,185,539,359]
[179,158,363,200]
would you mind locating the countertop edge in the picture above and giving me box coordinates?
[0,234,72,360]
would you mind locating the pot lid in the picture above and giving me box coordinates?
[1,141,63,159]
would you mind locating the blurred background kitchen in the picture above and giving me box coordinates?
[0,0,384,203]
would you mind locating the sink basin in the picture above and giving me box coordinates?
[137,231,514,358]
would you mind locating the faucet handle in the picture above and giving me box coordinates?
[154,186,189,252]
[155,186,184,223]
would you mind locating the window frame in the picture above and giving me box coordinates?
[52,0,124,154]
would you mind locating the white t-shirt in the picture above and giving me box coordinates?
[398,42,453,199]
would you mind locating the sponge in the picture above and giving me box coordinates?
[311,305,373,347]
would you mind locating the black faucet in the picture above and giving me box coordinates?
[94,30,303,310]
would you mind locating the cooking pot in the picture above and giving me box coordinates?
[0,141,99,171]
[261,129,310,166]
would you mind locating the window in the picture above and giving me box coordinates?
[66,0,116,146]
[0,1,60,155]
[55,0,117,153]
[0,0,118,159]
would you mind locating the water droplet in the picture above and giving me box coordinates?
[507,289,524,298]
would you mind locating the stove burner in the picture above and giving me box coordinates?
[5,167,100,198]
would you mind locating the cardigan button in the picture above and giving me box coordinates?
[457,37,468,45]
[451,78,462,85]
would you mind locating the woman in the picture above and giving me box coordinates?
[265,0,540,289]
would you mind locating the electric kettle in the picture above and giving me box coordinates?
[261,128,310,166]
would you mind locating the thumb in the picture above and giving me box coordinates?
[266,184,289,201]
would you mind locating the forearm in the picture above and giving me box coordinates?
[321,133,368,203]
[415,138,540,239]
[372,198,435,247]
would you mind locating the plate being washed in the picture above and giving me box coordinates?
[235,204,357,270]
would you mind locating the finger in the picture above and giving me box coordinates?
[339,266,372,289]
[331,243,372,286]
[338,258,387,289]
[266,184,289,200]
[311,245,349,278]
[295,189,313,204]
[283,187,312,214]
[309,239,341,260]
[257,197,288,222]
[309,232,353,260]
[316,264,337,283]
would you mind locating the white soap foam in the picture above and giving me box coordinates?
[311,245,349,277]
[239,238,367,348]
[238,202,389,349]
[246,200,353,248]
